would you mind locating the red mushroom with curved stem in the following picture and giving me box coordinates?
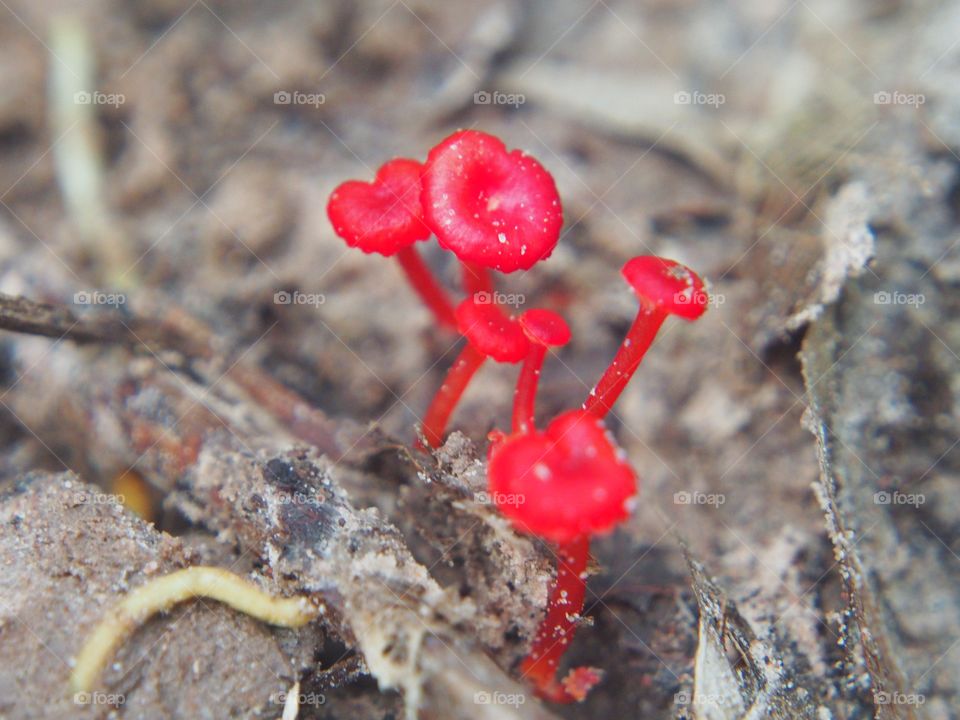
[327,158,458,331]
[420,297,530,448]
[488,409,637,702]
[422,130,563,297]
[583,256,707,418]
[512,309,571,435]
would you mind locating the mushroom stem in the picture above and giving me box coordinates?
[421,342,487,447]
[395,245,458,331]
[583,305,667,418]
[512,343,547,434]
[519,535,597,703]
[461,262,494,298]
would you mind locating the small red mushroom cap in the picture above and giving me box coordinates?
[488,409,637,544]
[621,256,707,320]
[327,158,430,256]
[422,130,563,273]
[455,298,530,363]
[519,308,571,348]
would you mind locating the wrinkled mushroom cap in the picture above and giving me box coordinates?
[327,158,430,256]
[621,256,707,320]
[422,130,563,273]
[519,308,571,347]
[455,298,530,363]
[488,409,637,544]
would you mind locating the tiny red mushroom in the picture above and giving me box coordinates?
[422,130,563,294]
[420,297,529,448]
[488,409,637,702]
[583,256,707,418]
[327,157,458,331]
[512,308,571,435]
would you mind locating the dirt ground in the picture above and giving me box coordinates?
[0,1,958,719]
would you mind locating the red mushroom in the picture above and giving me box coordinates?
[327,158,458,330]
[421,130,563,284]
[420,297,529,448]
[512,309,571,435]
[488,409,637,702]
[583,256,707,418]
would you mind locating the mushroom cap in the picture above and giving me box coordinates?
[327,158,430,256]
[455,298,530,363]
[488,409,637,544]
[422,130,563,273]
[519,308,571,347]
[621,256,708,320]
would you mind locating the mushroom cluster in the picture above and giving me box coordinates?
[326,130,708,704]
[488,257,706,702]
[327,130,562,335]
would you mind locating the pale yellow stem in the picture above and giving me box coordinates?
[70,566,317,694]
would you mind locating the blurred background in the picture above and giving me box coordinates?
[1,1,959,718]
